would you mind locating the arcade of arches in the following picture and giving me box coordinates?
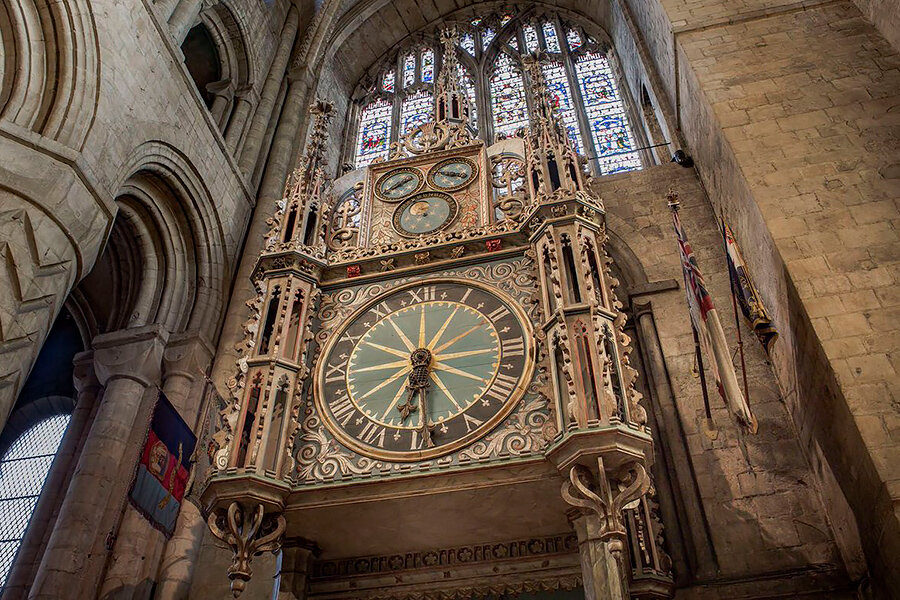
[0,0,897,598]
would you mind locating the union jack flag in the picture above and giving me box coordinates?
[671,200,757,433]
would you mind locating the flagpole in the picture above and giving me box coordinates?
[691,322,714,424]
[723,220,752,414]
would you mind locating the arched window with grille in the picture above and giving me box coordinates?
[0,415,71,586]
[347,10,645,176]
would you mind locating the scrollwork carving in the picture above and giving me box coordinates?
[561,458,650,547]
[207,502,286,597]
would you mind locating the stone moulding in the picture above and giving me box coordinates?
[310,533,582,600]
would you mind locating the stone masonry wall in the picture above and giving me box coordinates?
[594,164,857,594]
[620,0,900,591]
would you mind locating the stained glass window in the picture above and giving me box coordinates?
[458,64,478,126]
[470,17,483,27]
[542,61,583,152]
[460,32,476,56]
[421,48,435,83]
[382,70,395,93]
[355,97,392,168]
[0,414,70,587]
[566,28,582,50]
[400,89,433,135]
[403,53,416,87]
[500,13,513,27]
[490,53,528,138]
[575,52,641,174]
[508,36,519,51]
[542,22,561,53]
[523,24,540,52]
[482,28,496,50]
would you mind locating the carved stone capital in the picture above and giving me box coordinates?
[561,457,650,544]
[72,350,100,396]
[207,501,286,597]
[163,331,214,383]
[91,325,169,387]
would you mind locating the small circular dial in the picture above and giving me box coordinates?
[315,280,534,460]
[375,168,423,201]
[428,158,478,191]
[393,192,458,237]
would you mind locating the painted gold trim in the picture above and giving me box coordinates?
[313,278,536,462]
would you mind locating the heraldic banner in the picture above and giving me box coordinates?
[129,392,197,537]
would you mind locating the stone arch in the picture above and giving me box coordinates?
[0,0,99,148]
[97,141,228,340]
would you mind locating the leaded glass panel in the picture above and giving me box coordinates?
[542,61,583,152]
[400,89,433,135]
[460,33,476,56]
[482,28,496,50]
[523,24,539,52]
[421,49,435,83]
[403,53,416,87]
[566,28,582,50]
[457,64,478,126]
[490,54,528,139]
[382,70,395,93]
[356,97,392,168]
[542,22,561,53]
[0,414,70,587]
[575,52,641,174]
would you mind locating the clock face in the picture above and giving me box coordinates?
[315,280,534,460]
[428,158,478,191]
[375,168,423,201]
[393,192,458,237]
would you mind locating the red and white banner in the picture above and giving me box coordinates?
[673,208,757,433]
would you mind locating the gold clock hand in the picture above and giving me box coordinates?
[386,175,413,192]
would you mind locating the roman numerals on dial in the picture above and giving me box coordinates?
[316,280,533,461]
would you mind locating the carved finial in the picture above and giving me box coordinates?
[522,52,569,146]
[666,187,680,211]
[434,26,472,129]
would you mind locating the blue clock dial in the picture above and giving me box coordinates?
[316,281,534,460]
[393,192,458,237]
[428,158,477,191]
[376,168,423,201]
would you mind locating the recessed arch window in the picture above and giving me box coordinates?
[0,414,71,586]
[348,11,644,176]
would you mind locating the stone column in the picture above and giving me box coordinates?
[225,87,257,156]
[2,353,102,600]
[276,540,317,600]
[560,458,650,600]
[571,514,631,600]
[168,0,203,46]
[154,334,215,599]
[633,303,717,578]
[98,334,213,599]
[29,326,168,600]
[238,7,299,177]
[207,80,236,131]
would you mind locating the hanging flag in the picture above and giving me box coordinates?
[722,220,778,354]
[670,198,758,433]
[129,392,197,537]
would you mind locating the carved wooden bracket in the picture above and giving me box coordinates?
[208,502,286,597]
[560,457,650,551]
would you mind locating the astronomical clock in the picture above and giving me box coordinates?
[200,27,670,600]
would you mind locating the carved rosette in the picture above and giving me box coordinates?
[560,457,651,551]
[208,502,287,597]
